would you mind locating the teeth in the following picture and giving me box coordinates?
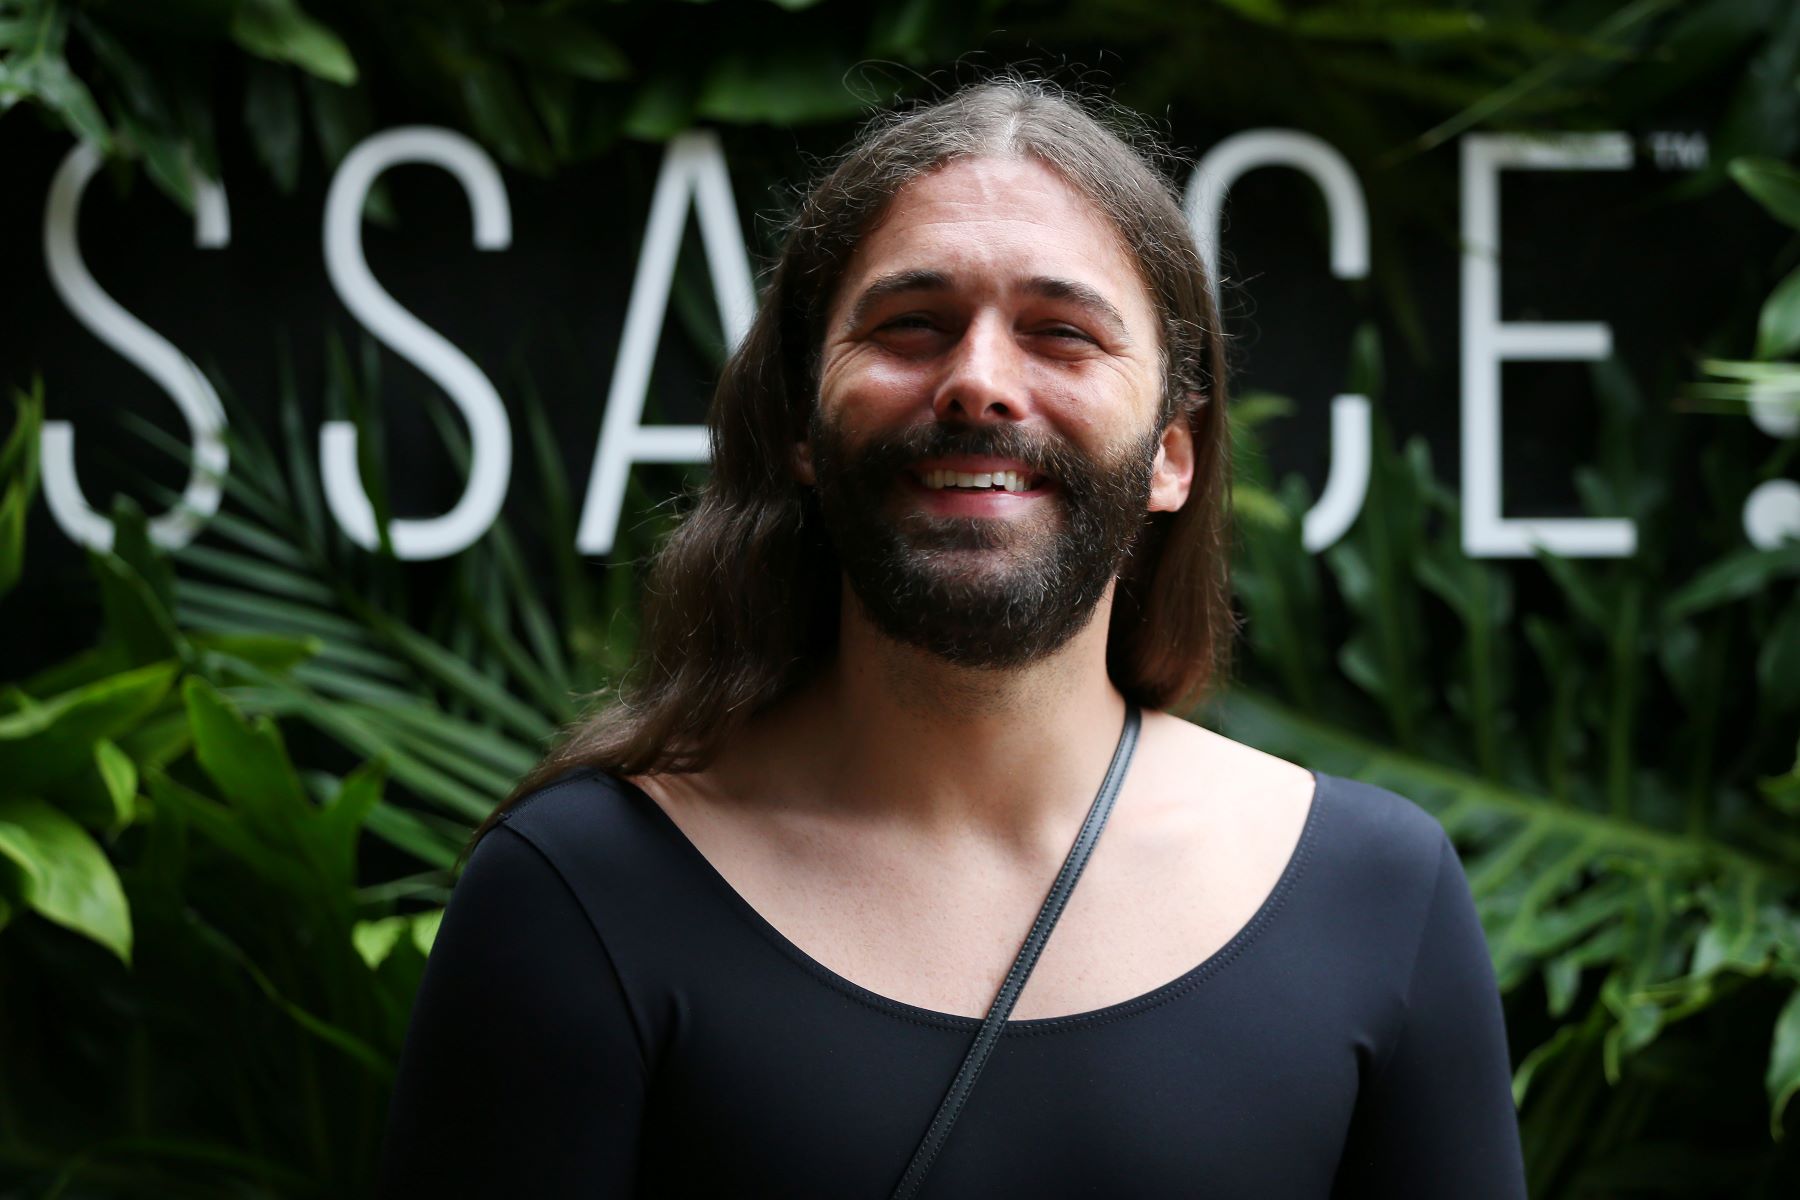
[919,469,1035,492]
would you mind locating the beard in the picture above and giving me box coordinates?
[806,410,1162,670]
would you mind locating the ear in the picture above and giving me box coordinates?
[1147,409,1195,514]
[791,439,817,486]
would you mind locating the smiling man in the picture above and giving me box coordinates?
[377,79,1528,1198]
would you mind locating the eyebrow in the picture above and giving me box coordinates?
[841,270,1133,344]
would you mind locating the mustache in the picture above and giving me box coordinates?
[819,420,1094,489]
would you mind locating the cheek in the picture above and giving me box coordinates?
[817,349,935,421]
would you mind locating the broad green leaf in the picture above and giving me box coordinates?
[230,0,357,86]
[1769,987,1800,1139]
[0,54,112,151]
[182,676,311,849]
[94,736,136,819]
[0,798,131,963]
[91,552,184,667]
[1731,157,1800,230]
[490,13,630,82]
[189,630,322,674]
[1758,264,1800,361]
[695,46,874,124]
[353,907,445,969]
[144,768,316,896]
[459,60,554,171]
[0,660,178,792]
[116,109,195,212]
[352,914,407,970]
[623,69,700,140]
[116,710,193,773]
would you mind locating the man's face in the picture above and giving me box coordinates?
[801,155,1194,668]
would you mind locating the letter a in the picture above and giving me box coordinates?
[577,130,756,556]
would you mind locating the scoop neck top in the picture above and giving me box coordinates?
[378,764,1527,1198]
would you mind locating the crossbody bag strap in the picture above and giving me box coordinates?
[888,704,1142,1200]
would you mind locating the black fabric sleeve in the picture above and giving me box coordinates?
[376,824,647,1198]
[1333,832,1528,1198]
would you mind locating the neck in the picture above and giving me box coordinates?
[774,581,1132,849]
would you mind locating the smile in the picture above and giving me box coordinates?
[912,468,1042,493]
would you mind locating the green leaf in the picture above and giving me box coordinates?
[182,676,311,846]
[0,381,43,599]
[0,798,131,963]
[1513,1022,1581,1106]
[624,69,699,141]
[91,551,185,667]
[458,60,553,171]
[411,907,444,954]
[319,758,384,888]
[230,0,357,86]
[243,59,302,192]
[0,53,112,152]
[189,630,321,675]
[144,767,315,896]
[1664,544,1800,622]
[1761,599,1800,713]
[1731,156,1800,230]
[695,46,875,124]
[351,914,407,970]
[82,737,139,834]
[1757,263,1800,361]
[1769,987,1800,1139]
[353,906,446,969]
[185,910,392,1079]
[490,13,631,83]
[0,661,179,793]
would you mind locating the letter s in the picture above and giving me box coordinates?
[41,141,231,552]
[321,127,512,561]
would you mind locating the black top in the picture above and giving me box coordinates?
[376,767,1527,1198]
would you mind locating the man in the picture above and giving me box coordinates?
[378,79,1527,1198]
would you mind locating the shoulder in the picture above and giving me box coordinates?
[467,766,680,908]
[492,766,652,852]
[1151,713,1451,903]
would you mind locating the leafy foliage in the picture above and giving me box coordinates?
[1222,342,1800,1188]
[3,0,1800,1196]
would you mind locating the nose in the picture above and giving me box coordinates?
[932,313,1029,424]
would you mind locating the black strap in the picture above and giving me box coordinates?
[888,705,1142,1200]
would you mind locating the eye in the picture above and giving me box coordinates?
[1035,324,1095,343]
[878,313,938,332]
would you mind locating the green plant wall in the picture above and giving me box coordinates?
[3,1,1800,1196]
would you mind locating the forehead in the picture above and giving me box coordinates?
[828,155,1157,329]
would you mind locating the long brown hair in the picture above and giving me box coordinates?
[467,76,1235,855]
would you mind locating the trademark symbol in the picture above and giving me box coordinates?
[1645,131,1709,170]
